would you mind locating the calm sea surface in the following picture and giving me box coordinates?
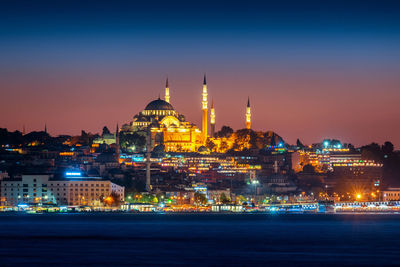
[1,213,400,266]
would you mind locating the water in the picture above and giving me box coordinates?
[1,213,400,266]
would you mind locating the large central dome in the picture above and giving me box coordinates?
[145,98,174,111]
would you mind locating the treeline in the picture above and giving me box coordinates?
[361,142,400,186]
[0,128,98,148]
[207,126,285,153]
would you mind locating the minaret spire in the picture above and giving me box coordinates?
[246,97,251,129]
[210,98,215,138]
[165,76,170,103]
[202,74,208,142]
[115,123,120,160]
[44,123,47,134]
[22,124,26,136]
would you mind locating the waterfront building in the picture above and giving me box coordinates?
[0,173,124,207]
[329,159,383,194]
[207,189,232,203]
[382,188,400,201]
[258,173,298,194]
[296,145,378,173]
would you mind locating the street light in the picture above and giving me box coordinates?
[251,180,259,204]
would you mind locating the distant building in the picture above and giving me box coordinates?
[93,133,116,146]
[328,159,383,194]
[208,189,232,203]
[259,173,297,194]
[382,188,400,201]
[0,173,124,207]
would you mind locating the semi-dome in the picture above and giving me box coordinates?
[145,98,174,111]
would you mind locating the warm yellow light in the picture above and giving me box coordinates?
[356,194,362,200]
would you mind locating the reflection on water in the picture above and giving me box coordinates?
[0,213,400,266]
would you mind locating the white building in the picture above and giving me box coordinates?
[0,174,124,207]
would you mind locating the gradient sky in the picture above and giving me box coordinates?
[1,0,399,147]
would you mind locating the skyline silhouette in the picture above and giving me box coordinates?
[1,0,399,147]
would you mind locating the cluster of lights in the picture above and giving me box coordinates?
[65,172,82,177]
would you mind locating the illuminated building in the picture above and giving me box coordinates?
[202,74,208,141]
[93,127,117,146]
[160,155,261,183]
[382,188,400,201]
[208,189,232,203]
[210,99,215,138]
[121,76,212,152]
[296,146,356,173]
[329,159,383,194]
[246,97,251,129]
[0,174,124,207]
[120,75,251,153]
[122,97,203,152]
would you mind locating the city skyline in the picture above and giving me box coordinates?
[1,0,400,147]
[1,2,400,265]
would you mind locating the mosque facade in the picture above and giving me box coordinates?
[121,75,251,152]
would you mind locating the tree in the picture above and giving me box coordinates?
[220,193,231,204]
[219,140,229,153]
[296,138,305,149]
[194,193,208,205]
[302,164,315,174]
[233,129,252,150]
[102,126,111,136]
[217,126,234,138]
[206,139,217,152]
[0,128,24,146]
[361,143,382,162]
[382,141,394,156]
[104,192,122,207]
[119,132,146,151]
[236,195,247,205]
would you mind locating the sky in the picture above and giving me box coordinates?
[0,0,399,147]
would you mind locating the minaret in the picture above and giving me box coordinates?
[44,123,47,134]
[145,126,152,192]
[165,77,170,103]
[210,99,215,138]
[202,74,208,141]
[22,125,26,136]
[115,123,120,159]
[246,97,251,129]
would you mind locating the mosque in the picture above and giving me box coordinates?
[120,75,251,152]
